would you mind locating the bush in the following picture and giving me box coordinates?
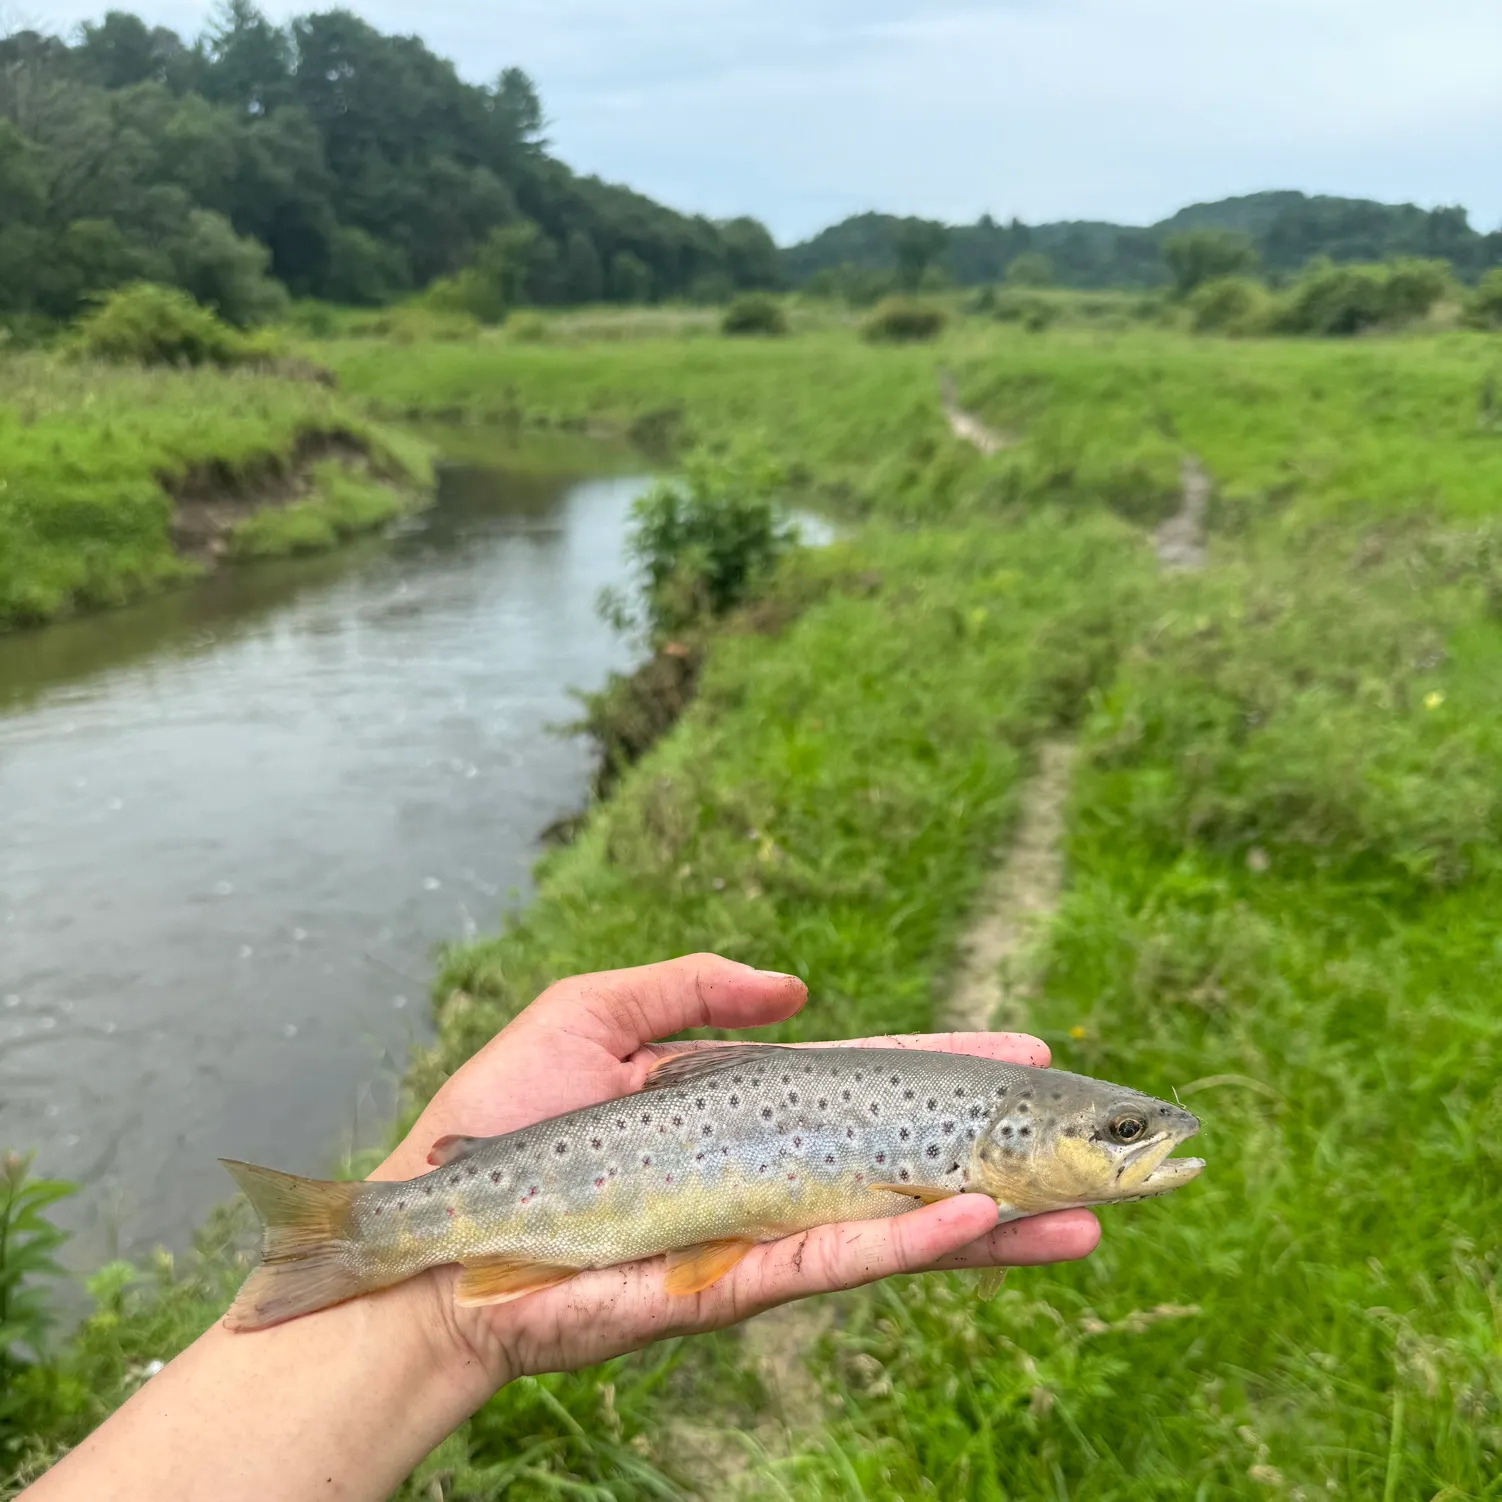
[1163,230,1259,297]
[991,291,1057,332]
[862,297,946,343]
[1271,258,1449,337]
[1005,252,1053,288]
[720,293,787,337]
[1188,275,1272,335]
[1464,268,1502,329]
[507,311,549,343]
[603,452,797,640]
[69,283,265,367]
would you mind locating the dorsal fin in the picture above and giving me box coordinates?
[643,1043,797,1091]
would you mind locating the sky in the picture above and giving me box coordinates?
[35,0,1502,243]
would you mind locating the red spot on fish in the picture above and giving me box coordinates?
[787,1173,796,1181]
[594,1177,605,1188]
[445,1206,455,1217]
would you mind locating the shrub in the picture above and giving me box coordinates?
[603,452,797,640]
[720,293,787,337]
[991,292,1057,331]
[507,311,549,343]
[1464,268,1502,329]
[1270,258,1449,337]
[1188,275,1272,335]
[862,297,946,343]
[69,283,265,367]
[1005,252,1053,288]
[1380,258,1454,322]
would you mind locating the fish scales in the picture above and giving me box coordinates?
[222,1044,1204,1330]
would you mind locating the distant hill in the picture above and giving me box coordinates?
[783,192,1502,289]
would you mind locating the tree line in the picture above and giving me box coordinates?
[785,192,1502,294]
[0,3,780,324]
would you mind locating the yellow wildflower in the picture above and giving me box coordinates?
[1424,691,1445,711]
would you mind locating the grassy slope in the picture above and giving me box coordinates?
[11,321,1502,1498]
[0,355,432,630]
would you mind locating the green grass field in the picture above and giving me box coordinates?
[0,354,432,630]
[6,315,1502,1498]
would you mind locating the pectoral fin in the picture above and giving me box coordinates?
[455,1257,579,1307]
[869,1182,960,1206]
[427,1134,481,1168]
[662,1238,755,1295]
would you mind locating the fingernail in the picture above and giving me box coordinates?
[757,968,801,980]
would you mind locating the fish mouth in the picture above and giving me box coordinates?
[1136,1155,1206,1195]
[1113,1124,1204,1199]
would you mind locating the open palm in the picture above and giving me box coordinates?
[373,954,1100,1388]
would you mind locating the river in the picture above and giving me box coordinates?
[0,441,650,1272]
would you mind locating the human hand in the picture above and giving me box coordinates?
[375,953,1101,1398]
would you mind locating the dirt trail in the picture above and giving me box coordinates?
[945,738,1078,1032]
[938,369,1010,456]
[1153,456,1211,571]
[714,442,1213,1495]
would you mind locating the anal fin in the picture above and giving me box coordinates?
[427,1134,481,1168]
[662,1238,755,1296]
[869,1182,960,1206]
[455,1257,579,1308]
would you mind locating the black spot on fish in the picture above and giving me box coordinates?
[927,1098,937,1111]
[424,1186,433,1195]
[1052,1091,1064,1102]
[855,1071,864,1082]
[1019,1126,1031,1138]
[868,1101,880,1115]
[702,1124,712,1137]
[890,1075,901,1086]
[373,1205,382,1215]
[899,1127,911,1141]
[730,1095,740,1107]
[899,1169,911,1182]
[842,1090,852,1102]
[734,1076,744,1085]
[672,1116,683,1127]
[942,1121,955,1135]
[761,1107,774,1121]
[996,1086,1008,1097]
[793,1135,803,1147]
[903,1089,915,1101]
[696,1098,705,1110]
[616,1119,627,1131]
[466,1166,477,1177]
[818,1097,829,1110]
[949,1163,960,1174]
[641,1113,652,1125]
[1001,1125,1013,1137]
[759,1164,767,1174]
[788,1091,799,1104]
[875,1152,886,1165]
[782,1074,790,1084]
[642,1155,652,1166]
[491,1171,501,1184]
[846,1127,855,1139]
[591,1138,603,1150]
[555,1142,568,1155]
[954,1087,965,1098]
[825,1154,835,1164]
[926,1143,940,1158]
[696,1152,705,1161]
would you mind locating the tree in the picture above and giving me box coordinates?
[609,249,651,303]
[720,216,778,289]
[894,217,947,292]
[1005,252,1053,287]
[493,67,544,149]
[1162,230,1261,297]
[563,229,603,303]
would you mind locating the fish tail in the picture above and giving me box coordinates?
[221,1159,380,1332]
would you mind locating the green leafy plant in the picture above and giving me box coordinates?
[862,297,946,343]
[69,283,270,367]
[1188,274,1272,335]
[2,1153,74,1363]
[720,293,787,337]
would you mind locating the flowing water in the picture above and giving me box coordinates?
[0,443,650,1270]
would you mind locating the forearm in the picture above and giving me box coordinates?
[23,1275,490,1502]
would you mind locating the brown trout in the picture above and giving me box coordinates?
[223,1044,1203,1331]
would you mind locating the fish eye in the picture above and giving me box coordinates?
[1109,1111,1147,1144]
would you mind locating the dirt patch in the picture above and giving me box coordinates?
[946,738,1078,1032]
[164,429,373,564]
[938,369,1012,457]
[1153,456,1211,572]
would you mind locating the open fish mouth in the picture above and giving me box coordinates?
[1137,1155,1206,1194]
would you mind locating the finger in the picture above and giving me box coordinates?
[630,1030,1051,1072]
[928,1208,1100,1270]
[532,953,807,1058]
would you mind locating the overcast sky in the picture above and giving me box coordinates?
[36,0,1502,243]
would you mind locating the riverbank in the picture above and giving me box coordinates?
[8,319,1502,1498]
[0,354,433,631]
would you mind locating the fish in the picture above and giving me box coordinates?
[221,1043,1203,1331]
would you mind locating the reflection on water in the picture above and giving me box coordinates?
[0,454,649,1268]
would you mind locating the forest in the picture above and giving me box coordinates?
[4,4,1501,328]
[0,3,781,323]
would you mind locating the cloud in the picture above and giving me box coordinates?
[32,0,1502,240]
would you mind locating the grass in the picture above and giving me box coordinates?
[0,353,432,630]
[9,314,1502,1497]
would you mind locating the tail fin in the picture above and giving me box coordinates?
[221,1159,374,1332]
